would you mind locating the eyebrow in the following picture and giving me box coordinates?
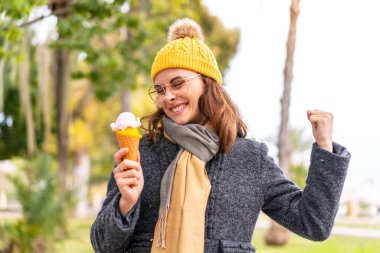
[154,76,183,86]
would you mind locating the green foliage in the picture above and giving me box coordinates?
[1,0,46,21]
[0,49,44,159]
[287,128,312,189]
[290,128,312,153]
[53,218,94,253]
[0,222,15,252]
[0,154,72,253]
[0,0,46,60]
[0,0,240,181]
[51,0,240,100]
[289,162,308,189]
[53,0,192,100]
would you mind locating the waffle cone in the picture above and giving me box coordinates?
[116,131,140,161]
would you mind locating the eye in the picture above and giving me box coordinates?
[171,78,186,90]
[154,85,165,94]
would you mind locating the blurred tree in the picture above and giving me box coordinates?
[19,32,37,156]
[0,0,47,158]
[0,39,44,159]
[48,0,71,191]
[0,154,71,253]
[288,128,312,189]
[35,43,53,152]
[265,0,302,246]
[0,1,240,213]
[0,0,46,110]
[0,0,239,152]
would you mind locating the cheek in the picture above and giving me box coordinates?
[191,93,202,110]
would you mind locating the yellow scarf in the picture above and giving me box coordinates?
[151,117,219,253]
[151,151,211,252]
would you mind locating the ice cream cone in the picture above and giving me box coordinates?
[116,130,140,161]
[111,112,142,162]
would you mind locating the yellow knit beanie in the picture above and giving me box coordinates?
[151,18,222,85]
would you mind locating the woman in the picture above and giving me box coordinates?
[91,18,350,253]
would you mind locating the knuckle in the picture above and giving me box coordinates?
[122,159,129,167]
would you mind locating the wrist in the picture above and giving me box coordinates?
[318,141,333,153]
[119,197,134,216]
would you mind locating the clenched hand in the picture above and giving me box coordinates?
[307,109,334,152]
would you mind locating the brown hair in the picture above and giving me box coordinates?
[141,75,248,153]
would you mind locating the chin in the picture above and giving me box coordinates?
[171,117,190,125]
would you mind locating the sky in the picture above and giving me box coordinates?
[203,0,380,188]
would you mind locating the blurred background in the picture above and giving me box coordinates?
[1,0,379,252]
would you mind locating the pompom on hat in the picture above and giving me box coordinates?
[151,18,222,85]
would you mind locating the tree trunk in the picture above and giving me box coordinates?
[121,88,132,112]
[265,0,301,246]
[0,240,14,253]
[55,49,70,190]
[19,35,37,157]
[49,0,71,193]
[73,148,90,218]
[120,26,133,112]
[36,44,52,151]
[0,40,7,113]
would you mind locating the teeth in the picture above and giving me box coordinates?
[172,104,186,112]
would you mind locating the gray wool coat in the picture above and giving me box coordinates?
[91,134,350,253]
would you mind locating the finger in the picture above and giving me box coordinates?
[308,109,333,117]
[308,114,321,124]
[114,148,129,164]
[114,169,141,180]
[308,114,333,125]
[114,159,142,174]
[116,177,139,189]
[308,116,324,131]
[310,109,327,114]
[119,176,142,188]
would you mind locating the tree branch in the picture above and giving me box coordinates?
[1,7,69,31]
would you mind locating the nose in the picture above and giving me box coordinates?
[162,89,176,102]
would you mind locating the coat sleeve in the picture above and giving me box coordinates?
[90,167,141,253]
[261,142,350,241]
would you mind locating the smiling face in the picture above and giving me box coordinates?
[154,68,205,125]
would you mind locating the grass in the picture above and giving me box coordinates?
[54,218,94,253]
[334,221,380,230]
[252,228,380,253]
[52,218,380,253]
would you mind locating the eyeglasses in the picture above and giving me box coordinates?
[148,74,201,102]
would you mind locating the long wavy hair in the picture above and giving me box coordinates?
[141,75,248,153]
